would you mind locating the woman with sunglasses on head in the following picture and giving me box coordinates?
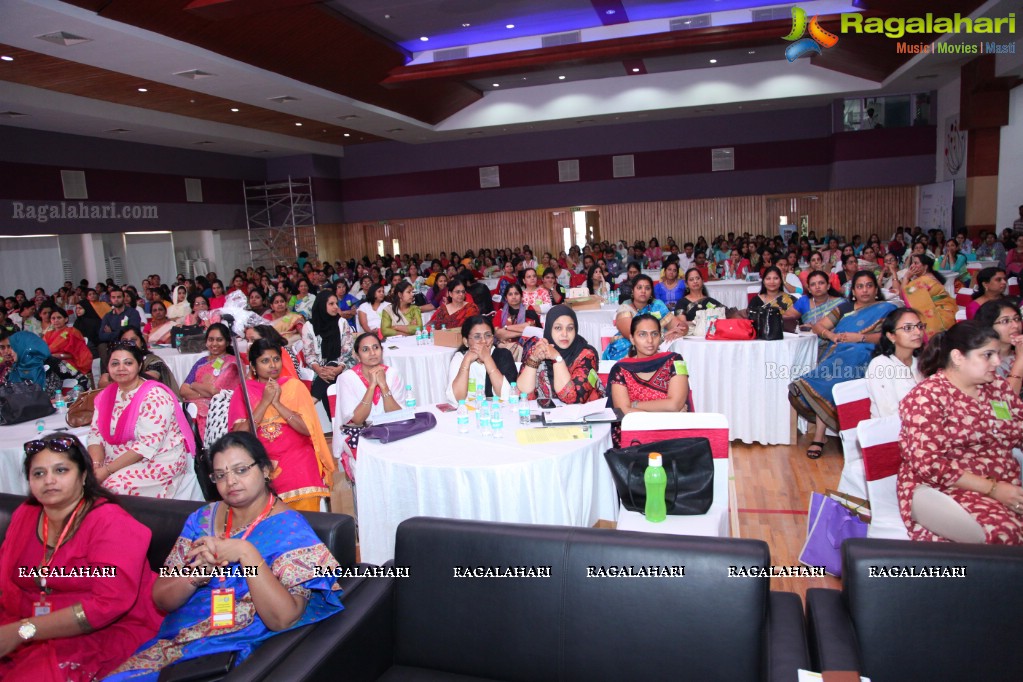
[180,323,242,441]
[975,298,1023,398]
[107,432,343,681]
[0,433,162,680]
[97,326,178,395]
[446,316,518,405]
[333,333,407,481]
[865,308,925,418]
[87,342,196,498]
[517,305,604,408]
[606,314,690,446]
[228,339,334,512]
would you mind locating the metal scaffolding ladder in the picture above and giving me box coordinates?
[244,176,318,270]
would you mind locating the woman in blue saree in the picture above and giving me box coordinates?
[603,275,687,360]
[789,271,896,459]
[106,432,343,680]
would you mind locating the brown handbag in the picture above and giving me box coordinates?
[66,388,103,428]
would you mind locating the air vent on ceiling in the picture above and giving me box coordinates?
[711,148,734,172]
[558,160,580,183]
[751,7,794,22]
[36,31,91,46]
[479,166,500,189]
[338,114,359,121]
[175,69,216,79]
[61,170,88,199]
[192,140,214,146]
[542,31,581,48]
[669,15,711,30]
[185,178,203,203]
[613,154,635,178]
[433,47,468,62]
[0,111,27,118]
[914,74,940,80]
[268,95,299,104]
[105,128,132,133]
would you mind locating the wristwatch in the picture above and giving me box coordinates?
[553,355,564,364]
[18,620,36,640]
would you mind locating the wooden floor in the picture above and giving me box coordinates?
[331,422,847,599]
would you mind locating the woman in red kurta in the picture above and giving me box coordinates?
[898,323,1023,544]
[0,434,162,681]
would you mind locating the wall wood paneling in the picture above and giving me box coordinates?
[316,186,919,260]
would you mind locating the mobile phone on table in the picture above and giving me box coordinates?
[436,403,456,413]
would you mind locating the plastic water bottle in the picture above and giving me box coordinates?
[174,333,183,349]
[508,382,520,416]
[490,397,503,438]
[35,419,46,435]
[467,377,477,408]
[456,400,470,433]
[69,386,80,404]
[644,453,667,523]
[477,396,492,436]
[405,385,416,410]
[415,328,422,345]
[475,385,485,412]
[54,391,67,415]
[429,329,435,345]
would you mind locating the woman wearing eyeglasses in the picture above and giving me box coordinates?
[426,281,479,332]
[333,332,407,482]
[446,316,518,405]
[107,432,343,681]
[228,339,334,512]
[88,342,195,499]
[0,433,162,680]
[517,305,605,408]
[975,298,1023,398]
[865,308,925,418]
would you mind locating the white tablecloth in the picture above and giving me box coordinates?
[667,333,818,445]
[0,413,91,495]
[938,271,959,297]
[642,268,662,283]
[481,277,501,291]
[704,280,753,309]
[153,347,207,385]
[356,405,616,564]
[382,336,457,406]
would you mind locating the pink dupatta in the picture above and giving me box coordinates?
[352,363,389,405]
[95,380,196,456]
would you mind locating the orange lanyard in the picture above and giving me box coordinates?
[223,495,275,541]
[40,497,86,570]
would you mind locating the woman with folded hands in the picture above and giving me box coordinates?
[446,316,517,405]
[107,431,344,680]
[517,305,604,408]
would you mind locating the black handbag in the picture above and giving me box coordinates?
[0,381,56,425]
[157,651,236,682]
[171,325,206,351]
[749,305,784,340]
[603,437,714,515]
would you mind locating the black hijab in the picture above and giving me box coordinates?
[311,291,341,361]
[74,301,102,344]
[542,304,594,371]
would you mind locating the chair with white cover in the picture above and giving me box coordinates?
[327,382,358,522]
[856,415,909,540]
[613,412,733,537]
[832,378,870,500]
[954,287,974,308]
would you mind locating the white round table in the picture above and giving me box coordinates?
[152,347,207,385]
[355,405,616,564]
[642,268,662,283]
[0,413,91,495]
[481,277,501,291]
[381,335,457,406]
[666,333,818,445]
[704,280,754,309]
[938,271,959,297]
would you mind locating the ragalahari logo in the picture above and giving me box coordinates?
[782,6,840,62]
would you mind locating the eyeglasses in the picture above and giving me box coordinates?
[994,316,1023,326]
[469,333,494,342]
[25,437,77,456]
[895,323,926,333]
[210,462,259,483]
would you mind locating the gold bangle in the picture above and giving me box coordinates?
[382,391,392,398]
[72,603,93,632]
[360,399,371,406]
[986,477,999,498]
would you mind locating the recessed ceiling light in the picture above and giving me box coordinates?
[137,87,148,92]
[420,36,429,42]
[605,9,616,14]
[709,59,717,64]
[492,83,500,87]
[558,75,566,80]
[343,133,351,137]
[522,77,527,80]
[506,24,515,29]
[462,23,471,27]
[230,107,239,112]
[295,122,302,126]
[631,68,640,73]
[748,50,756,54]
[0,56,13,62]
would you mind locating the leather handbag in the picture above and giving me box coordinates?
[157,651,236,682]
[0,381,55,425]
[603,437,714,515]
[66,388,103,428]
[171,325,205,351]
[705,318,755,341]
[361,411,437,444]
[749,306,784,340]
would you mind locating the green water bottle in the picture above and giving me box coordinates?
[644,453,667,523]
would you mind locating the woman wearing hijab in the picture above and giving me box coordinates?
[301,290,356,404]
[517,304,605,408]
[166,284,191,324]
[73,300,102,353]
